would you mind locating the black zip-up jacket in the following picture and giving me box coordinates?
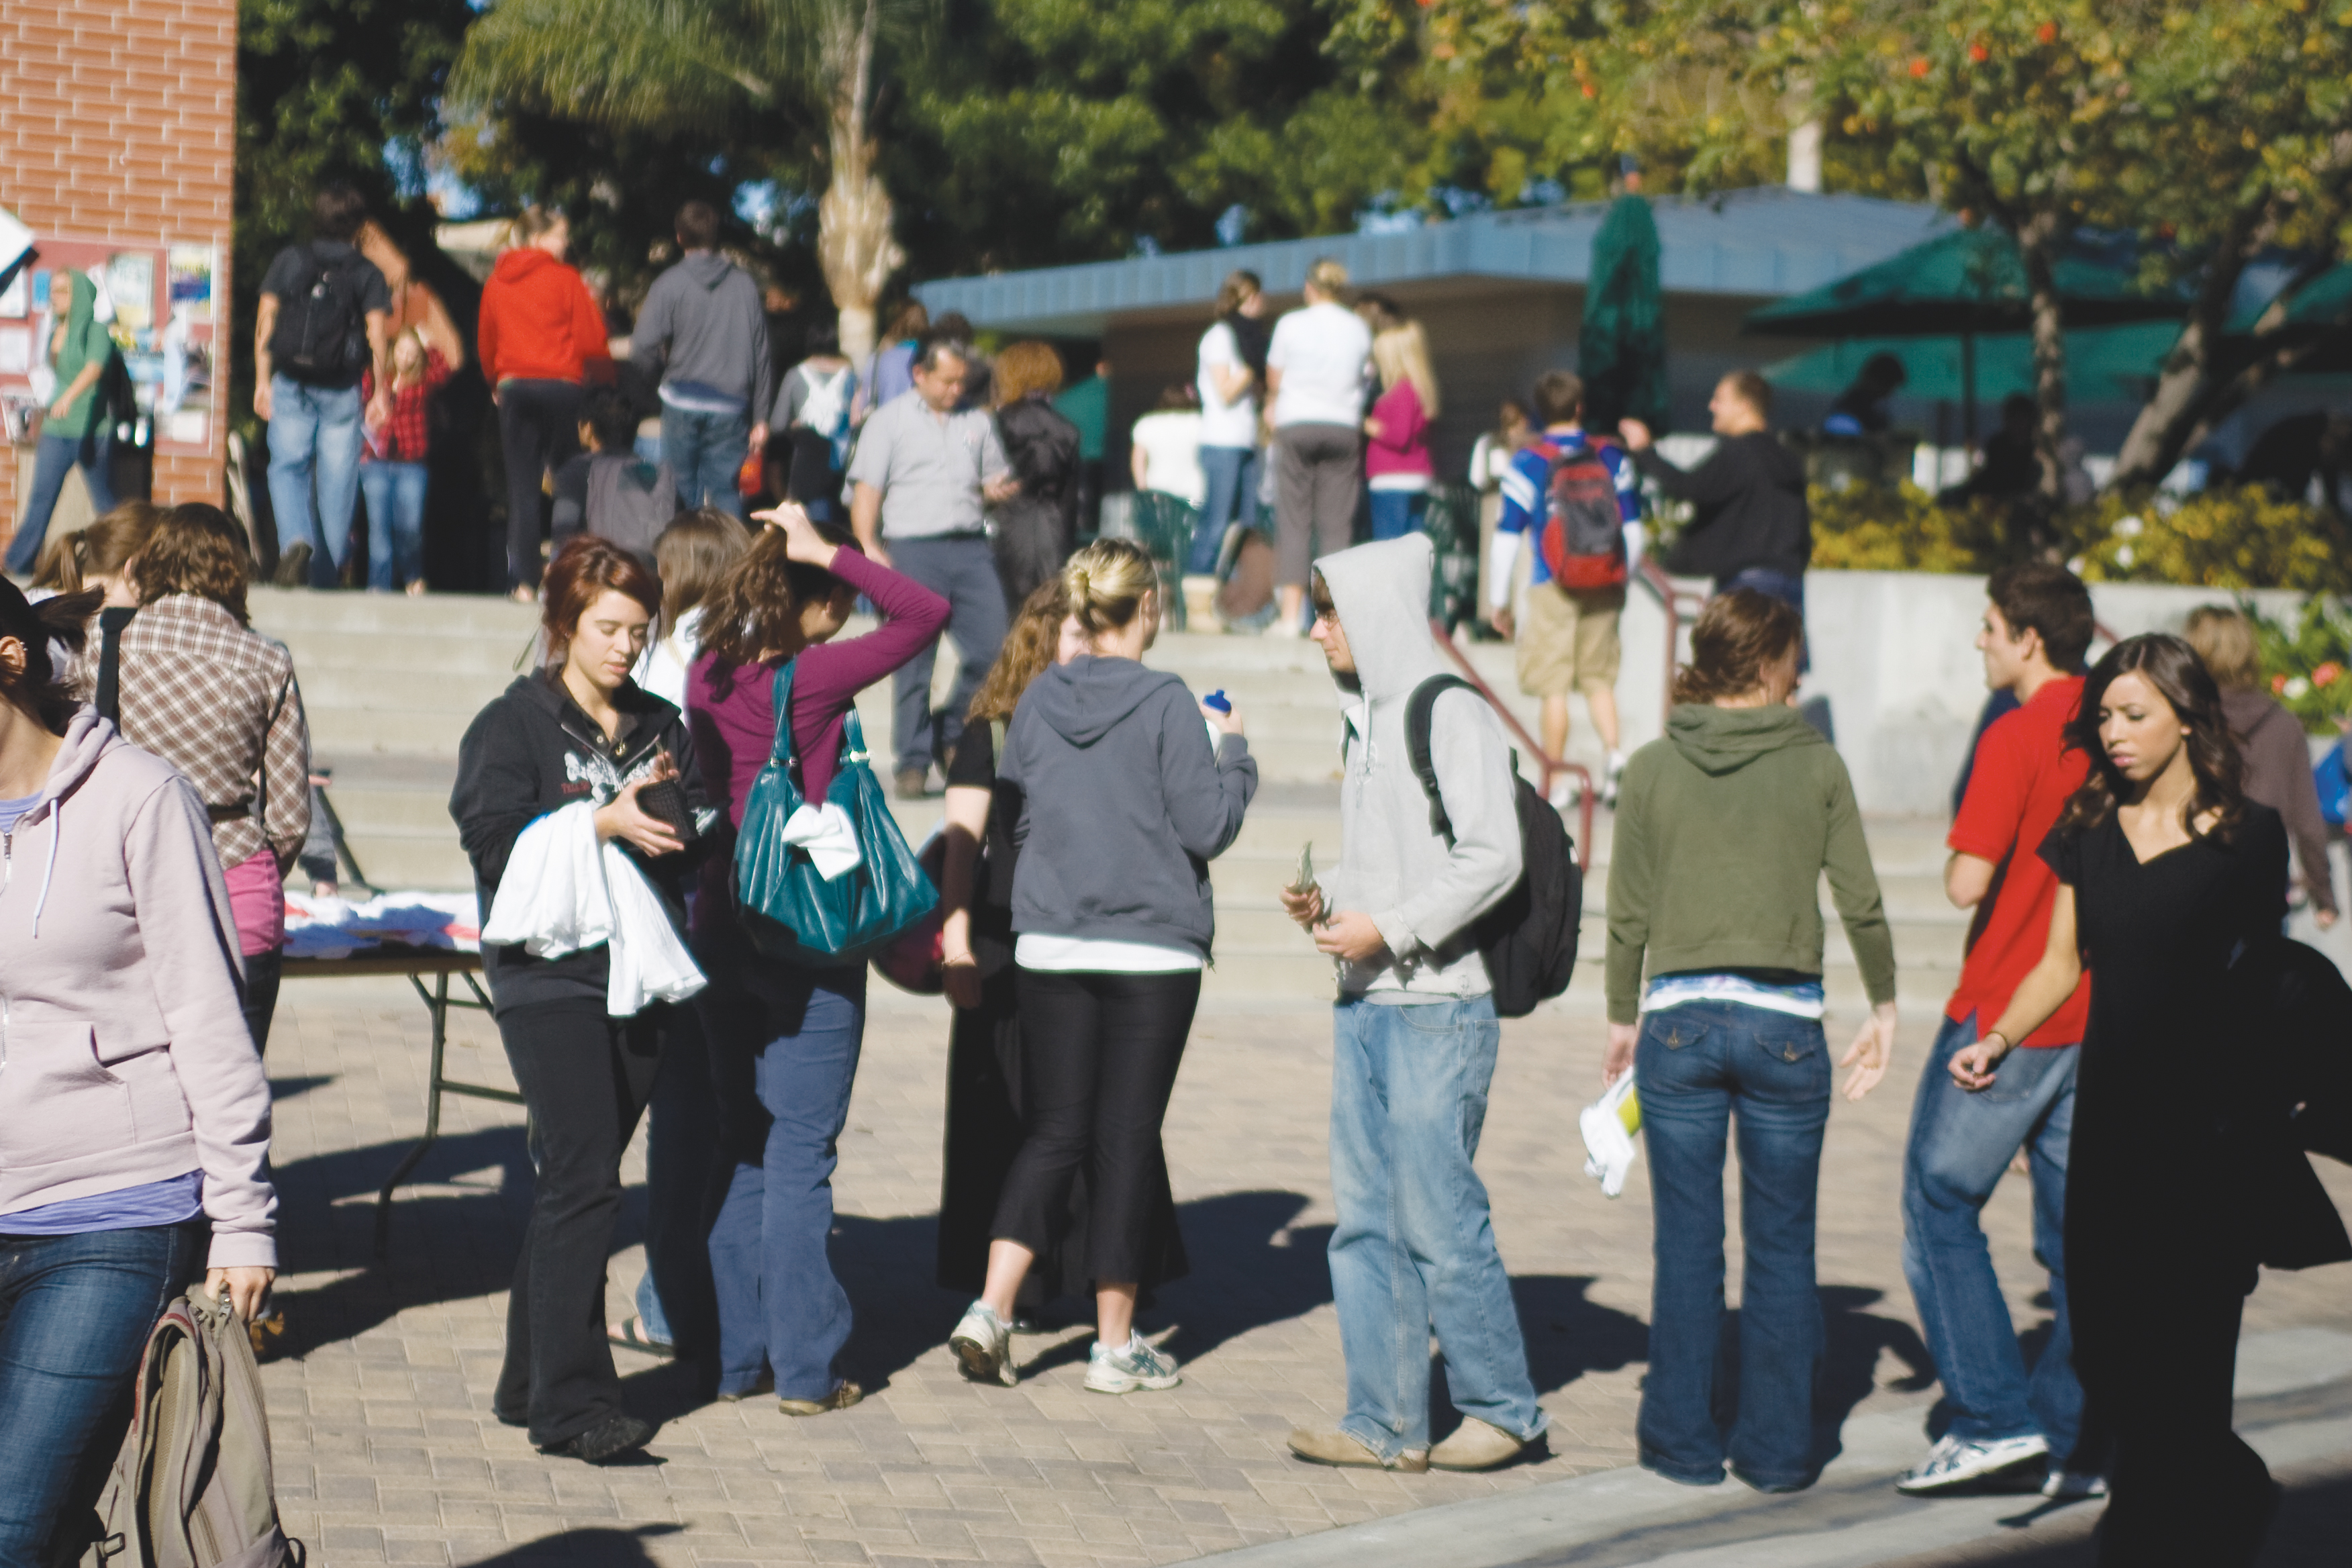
[450,671,713,1010]
[1636,431,1812,582]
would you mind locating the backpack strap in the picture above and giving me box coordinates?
[1405,674,1477,846]
[95,605,136,724]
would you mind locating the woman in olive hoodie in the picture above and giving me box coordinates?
[1602,588,1897,1493]
[0,580,275,1565]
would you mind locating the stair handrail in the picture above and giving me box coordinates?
[1427,620,1594,873]
[1633,554,1710,733]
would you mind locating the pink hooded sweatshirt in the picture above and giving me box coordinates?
[0,709,276,1267]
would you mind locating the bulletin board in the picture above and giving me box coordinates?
[0,236,218,458]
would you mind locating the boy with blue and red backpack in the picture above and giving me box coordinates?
[1489,369,1642,806]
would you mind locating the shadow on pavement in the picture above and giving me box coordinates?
[1871,1468,2352,1567]
[1814,1285,1938,1465]
[454,1524,683,1565]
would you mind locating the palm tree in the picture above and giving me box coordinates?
[450,0,914,358]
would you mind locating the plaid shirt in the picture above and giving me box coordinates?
[117,595,312,871]
[360,348,451,463]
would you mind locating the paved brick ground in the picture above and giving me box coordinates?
[256,979,2352,1567]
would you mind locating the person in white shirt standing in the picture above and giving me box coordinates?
[1266,258,1374,636]
[1129,385,1207,511]
[1192,271,1268,575]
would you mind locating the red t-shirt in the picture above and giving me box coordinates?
[1945,675,2093,1046]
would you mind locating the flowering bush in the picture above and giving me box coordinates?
[2245,597,2352,732]
[1806,483,2011,573]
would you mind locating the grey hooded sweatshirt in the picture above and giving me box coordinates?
[1320,534,1524,1001]
[1002,653,1257,959]
[630,252,776,428]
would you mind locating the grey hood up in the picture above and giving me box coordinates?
[1002,653,1257,959]
[629,252,775,428]
[1318,534,1523,999]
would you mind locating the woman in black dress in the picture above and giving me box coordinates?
[1953,634,2286,1564]
[933,581,1188,1314]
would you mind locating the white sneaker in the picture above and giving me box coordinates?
[1896,1432,2050,1495]
[1547,774,1582,811]
[948,1301,1018,1387]
[2042,1469,2108,1500]
[1083,1332,1182,1393]
[1602,750,1628,807]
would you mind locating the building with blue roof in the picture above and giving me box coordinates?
[916,187,1949,479]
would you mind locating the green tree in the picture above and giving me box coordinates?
[451,0,927,356]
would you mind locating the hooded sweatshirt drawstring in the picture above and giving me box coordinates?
[30,796,57,938]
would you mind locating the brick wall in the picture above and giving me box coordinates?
[0,0,236,531]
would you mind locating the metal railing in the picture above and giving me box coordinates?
[1427,620,1595,873]
[1634,555,1709,732]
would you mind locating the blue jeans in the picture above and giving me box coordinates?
[0,1221,204,1567]
[1193,445,1259,572]
[887,534,1009,777]
[1328,995,1546,1459]
[706,967,866,1400]
[1367,488,1428,542]
[632,1006,722,1357]
[1902,1012,2082,1461]
[661,403,750,518]
[358,459,428,590]
[5,430,118,575]
[266,375,364,586]
[1638,999,1831,1489]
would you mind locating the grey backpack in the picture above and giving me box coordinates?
[585,454,677,568]
[79,1288,303,1568]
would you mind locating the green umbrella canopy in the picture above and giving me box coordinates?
[1745,228,2190,338]
[1764,322,2180,404]
[2227,263,2352,334]
[1579,195,1672,432]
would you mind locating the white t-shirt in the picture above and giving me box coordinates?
[1267,302,1373,429]
[1196,322,1257,449]
[1014,933,1204,973]
[1130,410,1207,508]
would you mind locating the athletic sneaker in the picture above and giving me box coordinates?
[1547,773,1583,811]
[949,1301,1018,1387]
[1895,1433,2050,1495]
[1083,1332,1183,1393]
[1602,750,1628,807]
[2043,1469,2109,1500]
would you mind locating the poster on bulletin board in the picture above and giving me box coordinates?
[0,236,219,458]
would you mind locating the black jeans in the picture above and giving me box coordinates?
[494,1001,662,1446]
[497,379,583,592]
[241,948,283,1055]
[993,969,1200,1285]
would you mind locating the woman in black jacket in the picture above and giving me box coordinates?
[989,341,1083,608]
[450,534,711,1465]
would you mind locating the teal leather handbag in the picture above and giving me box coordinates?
[732,663,939,965]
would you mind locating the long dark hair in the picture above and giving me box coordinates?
[2056,632,2245,838]
[0,579,101,736]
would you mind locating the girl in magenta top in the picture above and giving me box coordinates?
[683,506,948,1411]
[1364,320,1441,542]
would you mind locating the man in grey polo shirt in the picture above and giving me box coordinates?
[849,335,1018,796]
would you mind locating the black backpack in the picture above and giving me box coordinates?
[268,244,368,385]
[1404,675,1581,1018]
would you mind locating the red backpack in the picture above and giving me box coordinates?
[1536,436,1630,591]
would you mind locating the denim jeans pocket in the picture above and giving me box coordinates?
[1971,1042,2050,1104]
[1746,1021,1830,1101]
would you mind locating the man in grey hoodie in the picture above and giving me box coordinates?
[1279,532,1549,1474]
[630,200,775,518]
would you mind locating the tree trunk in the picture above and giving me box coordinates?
[2106,205,2265,491]
[814,0,901,364]
[2016,210,2070,551]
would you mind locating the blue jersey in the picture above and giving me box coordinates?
[1496,427,1641,591]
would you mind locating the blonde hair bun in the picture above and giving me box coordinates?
[1061,539,1157,637]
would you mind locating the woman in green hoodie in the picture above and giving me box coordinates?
[5,271,121,577]
[1603,587,1898,1492]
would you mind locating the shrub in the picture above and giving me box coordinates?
[2244,596,2352,732]
[2067,490,2352,593]
[1807,483,2012,573]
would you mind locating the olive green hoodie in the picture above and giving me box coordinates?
[1604,704,1895,1023]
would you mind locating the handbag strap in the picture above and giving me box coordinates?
[767,660,801,767]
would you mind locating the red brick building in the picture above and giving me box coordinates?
[0,0,236,550]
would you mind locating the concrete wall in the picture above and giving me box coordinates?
[1616,571,2319,816]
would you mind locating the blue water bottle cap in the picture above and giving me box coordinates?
[1202,689,1232,713]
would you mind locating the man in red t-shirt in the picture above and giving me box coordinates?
[1898,562,2100,1500]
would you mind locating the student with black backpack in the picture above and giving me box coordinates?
[1277,532,1556,1477]
[253,183,393,589]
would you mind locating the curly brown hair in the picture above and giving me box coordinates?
[2056,633,2245,839]
[132,504,252,624]
[694,520,863,683]
[991,341,1065,405]
[1669,589,1804,705]
[969,579,1071,724]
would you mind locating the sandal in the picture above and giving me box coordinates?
[606,1316,675,1358]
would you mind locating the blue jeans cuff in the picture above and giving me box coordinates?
[1340,1415,1422,1460]
[1641,1447,1726,1486]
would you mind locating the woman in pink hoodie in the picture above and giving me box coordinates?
[1364,320,1441,542]
[0,578,275,1564]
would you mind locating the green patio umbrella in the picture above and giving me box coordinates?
[1579,195,1671,432]
[2223,263,2352,375]
[1762,322,2180,405]
[1746,228,2190,442]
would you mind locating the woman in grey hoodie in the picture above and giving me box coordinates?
[948,540,1257,1394]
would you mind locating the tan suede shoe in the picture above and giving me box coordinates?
[1286,1427,1430,1473]
[779,1380,864,1417]
[1429,1416,1534,1472]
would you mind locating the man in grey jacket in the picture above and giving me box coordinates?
[1279,532,1549,1475]
[630,200,775,518]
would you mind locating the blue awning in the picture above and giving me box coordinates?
[916,189,1950,336]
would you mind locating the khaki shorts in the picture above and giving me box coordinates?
[1516,581,1624,697]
